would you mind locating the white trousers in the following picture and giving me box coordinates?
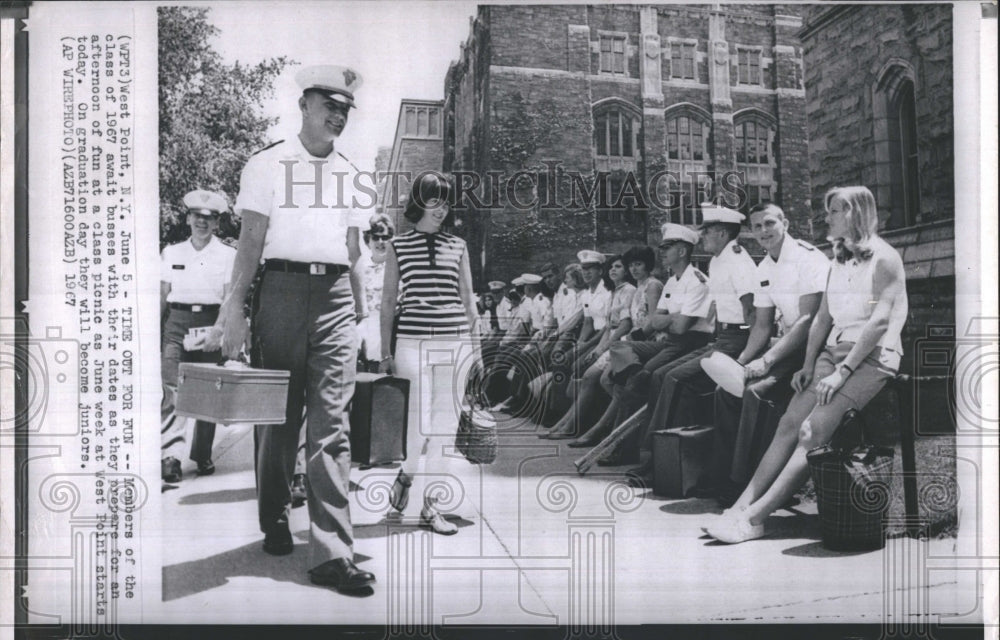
[393,335,479,517]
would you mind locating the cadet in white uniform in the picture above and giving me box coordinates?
[707,186,907,544]
[216,65,374,592]
[585,225,714,455]
[710,202,830,503]
[160,190,235,483]
[624,205,757,484]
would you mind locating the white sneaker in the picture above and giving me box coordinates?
[699,505,746,534]
[706,516,765,544]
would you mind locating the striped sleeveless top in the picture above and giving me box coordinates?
[392,230,470,337]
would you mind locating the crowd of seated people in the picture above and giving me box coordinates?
[472,188,908,544]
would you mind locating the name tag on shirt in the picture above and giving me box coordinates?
[760,280,769,287]
[173,264,185,270]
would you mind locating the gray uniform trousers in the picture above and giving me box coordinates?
[251,268,357,568]
[712,347,804,487]
[161,307,219,463]
[641,327,750,451]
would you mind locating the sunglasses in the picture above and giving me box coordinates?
[371,234,392,241]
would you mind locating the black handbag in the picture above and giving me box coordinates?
[807,409,895,551]
[455,409,498,464]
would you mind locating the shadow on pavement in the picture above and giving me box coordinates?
[162,541,376,602]
[179,487,257,505]
[781,541,880,558]
[659,498,722,516]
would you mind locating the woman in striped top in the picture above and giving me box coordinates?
[379,173,481,535]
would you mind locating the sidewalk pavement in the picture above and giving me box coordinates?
[159,415,966,626]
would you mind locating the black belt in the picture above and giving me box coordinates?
[264,259,349,277]
[169,302,220,313]
[718,323,750,332]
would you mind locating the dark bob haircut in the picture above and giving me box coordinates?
[622,245,656,273]
[403,173,454,225]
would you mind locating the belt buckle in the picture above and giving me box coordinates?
[192,304,203,313]
[309,263,327,276]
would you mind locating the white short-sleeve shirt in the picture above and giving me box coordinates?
[656,264,714,334]
[235,136,369,265]
[160,236,236,304]
[551,284,582,327]
[707,240,758,325]
[755,236,831,333]
[581,283,613,331]
[529,293,552,331]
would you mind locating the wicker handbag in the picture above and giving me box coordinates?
[807,410,895,551]
[455,409,498,464]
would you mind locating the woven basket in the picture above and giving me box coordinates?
[455,409,498,464]
[807,442,895,551]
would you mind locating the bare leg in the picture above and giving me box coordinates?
[730,390,815,511]
[742,400,852,525]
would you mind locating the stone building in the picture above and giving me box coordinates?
[443,4,810,285]
[379,99,446,232]
[799,4,955,363]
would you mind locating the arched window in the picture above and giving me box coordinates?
[593,100,642,172]
[890,79,920,228]
[733,109,777,215]
[874,60,920,229]
[664,104,713,225]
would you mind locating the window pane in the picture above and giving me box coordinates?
[613,38,624,53]
[609,114,620,156]
[596,114,607,155]
[757,132,768,165]
[692,123,703,161]
[735,125,746,163]
[622,115,633,157]
[405,108,416,135]
[601,37,611,53]
[418,109,428,136]
[429,110,439,136]
[615,50,625,73]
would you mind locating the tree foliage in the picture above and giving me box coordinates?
[158,6,293,248]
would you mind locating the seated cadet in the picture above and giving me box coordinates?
[538,263,586,370]
[160,189,236,484]
[618,204,756,485]
[582,224,714,459]
[493,274,551,415]
[708,201,829,505]
[545,254,635,439]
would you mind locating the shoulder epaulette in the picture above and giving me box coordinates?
[693,269,707,284]
[250,140,284,158]
[796,239,816,251]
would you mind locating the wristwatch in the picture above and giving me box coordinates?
[837,363,854,377]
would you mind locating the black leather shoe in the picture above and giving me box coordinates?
[161,457,182,483]
[262,524,294,556]
[196,459,216,476]
[309,557,376,593]
[290,474,307,508]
